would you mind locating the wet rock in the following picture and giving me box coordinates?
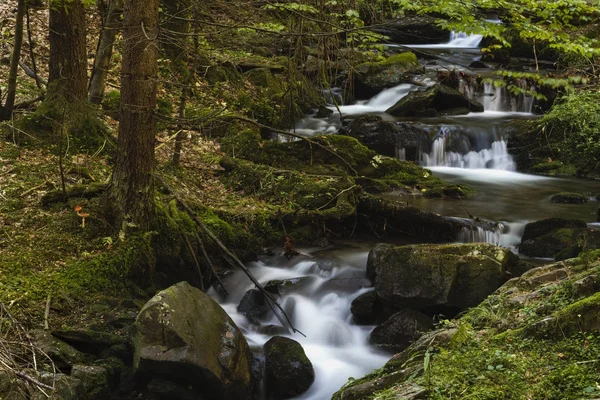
[264,336,314,399]
[238,289,270,324]
[145,379,203,400]
[345,116,431,160]
[369,16,448,45]
[350,290,396,325]
[264,277,317,297]
[133,281,253,400]
[367,243,519,311]
[519,218,587,259]
[32,330,93,370]
[469,60,489,69]
[315,106,333,118]
[257,324,289,336]
[369,308,433,352]
[386,84,484,117]
[550,192,588,204]
[354,52,421,97]
[71,365,110,400]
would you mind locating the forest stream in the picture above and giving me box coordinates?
[209,32,600,400]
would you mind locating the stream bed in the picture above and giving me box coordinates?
[210,31,599,400]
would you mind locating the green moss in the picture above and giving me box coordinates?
[17,88,110,151]
[356,51,419,72]
[550,192,588,204]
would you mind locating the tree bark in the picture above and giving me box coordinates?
[0,0,26,121]
[106,0,158,229]
[88,0,123,104]
[48,0,87,102]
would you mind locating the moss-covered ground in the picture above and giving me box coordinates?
[335,252,600,400]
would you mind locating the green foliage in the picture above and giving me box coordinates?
[537,91,600,171]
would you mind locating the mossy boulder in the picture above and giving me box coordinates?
[345,116,431,160]
[519,218,588,259]
[133,281,253,400]
[32,330,93,370]
[550,192,589,204]
[70,365,110,400]
[350,290,397,325]
[354,52,421,98]
[369,308,433,352]
[367,243,520,311]
[264,336,314,399]
[386,84,484,117]
[31,371,85,400]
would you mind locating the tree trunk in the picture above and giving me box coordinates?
[88,0,123,104]
[48,0,87,102]
[0,0,26,121]
[106,0,158,230]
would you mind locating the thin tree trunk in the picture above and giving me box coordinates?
[106,0,158,229]
[172,86,187,166]
[88,0,123,104]
[0,0,26,121]
[48,0,87,102]
[26,5,43,90]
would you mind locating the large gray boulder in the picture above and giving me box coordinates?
[264,336,314,400]
[133,281,253,400]
[386,84,484,117]
[367,243,519,310]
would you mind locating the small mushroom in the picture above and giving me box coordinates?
[74,205,89,228]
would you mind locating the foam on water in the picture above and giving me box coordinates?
[209,251,389,400]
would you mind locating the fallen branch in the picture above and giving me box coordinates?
[18,61,47,86]
[155,174,303,336]
[182,233,205,291]
[20,180,49,198]
[40,183,108,205]
[195,233,228,296]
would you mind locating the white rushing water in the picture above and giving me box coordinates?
[406,31,484,49]
[209,249,389,400]
[423,137,516,170]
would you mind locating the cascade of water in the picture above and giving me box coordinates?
[457,225,502,245]
[209,251,390,400]
[478,82,534,113]
[422,127,516,170]
[448,31,484,47]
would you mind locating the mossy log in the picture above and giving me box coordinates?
[40,183,108,205]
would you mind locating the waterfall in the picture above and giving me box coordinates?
[447,31,484,47]
[457,225,503,245]
[422,127,516,170]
